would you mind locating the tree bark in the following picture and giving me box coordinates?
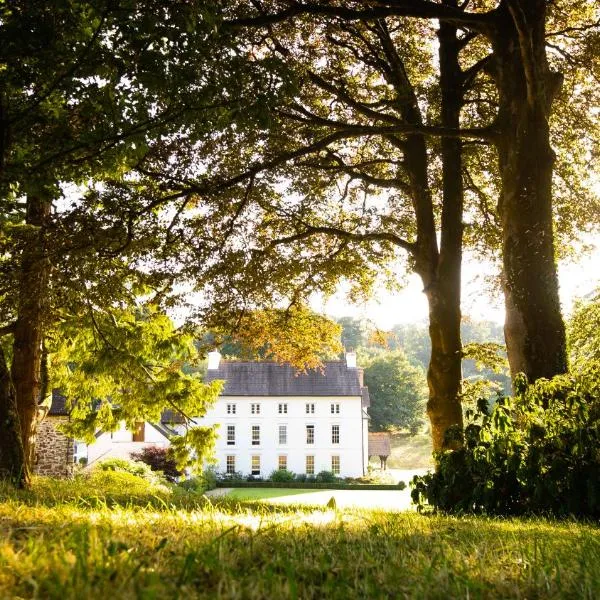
[425,11,464,452]
[492,0,568,381]
[1,192,51,486]
[375,15,465,452]
[0,345,26,483]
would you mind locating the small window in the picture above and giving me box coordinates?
[252,425,260,446]
[306,455,315,475]
[306,424,314,445]
[331,424,340,444]
[227,425,235,446]
[278,455,287,470]
[278,425,287,445]
[251,455,261,475]
[278,403,288,414]
[226,455,236,474]
[330,403,340,414]
[305,403,315,414]
[251,403,261,415]
[132,422,145,442]
[331,455,340,475]
[227,403,236,415]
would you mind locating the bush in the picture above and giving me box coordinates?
[269,469,295,482]
[412,369,600,517]
[130,446,182,482]
[315,470,338,483]
[94,458,161,484]
[216,470,245,483]
[87,469,169,497]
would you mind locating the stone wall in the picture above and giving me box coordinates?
[34,416,74,478]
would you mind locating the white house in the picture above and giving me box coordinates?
[36,354,370,479]
[196,352,370,478]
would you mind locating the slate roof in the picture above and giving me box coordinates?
[48,390,183,426]
[368,432,391,457]
[204,360,363,397]
[48,390,69,416]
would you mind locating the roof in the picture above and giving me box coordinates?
[368,432,391,457]
[48,390,183,427]
[48,390,69,416]
[204,360,363,397]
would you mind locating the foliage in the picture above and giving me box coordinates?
[130,447,182,483]
[93,458,159,484]
[269,469,296,483]
[363,351,427,433]
[2,479,600,598]
[412,369,600,517]
[51,307,221,472]
[314,470,338,484]
[206,306,343,370]
[568,289,600,371]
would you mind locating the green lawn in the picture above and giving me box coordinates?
[370,432,434,469]
[1,476,599,598]
[227,487,316,500]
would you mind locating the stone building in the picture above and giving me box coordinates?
[34,392,74,478]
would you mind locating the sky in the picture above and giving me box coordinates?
[313,242,600,330]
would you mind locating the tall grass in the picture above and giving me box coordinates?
[0,477,599,599]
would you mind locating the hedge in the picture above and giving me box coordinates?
[215,481,405,490]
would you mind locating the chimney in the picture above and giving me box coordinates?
[345,351,357,369]
[207,350,221,370]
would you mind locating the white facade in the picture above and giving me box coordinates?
[81,422,170,466]
[196,356,370,478]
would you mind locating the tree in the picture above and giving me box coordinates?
[568,290,600,372]
[215,0,599,435]
[0,1,326,485]
[363,351,427,433]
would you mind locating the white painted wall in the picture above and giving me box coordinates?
[193,395,366,478]
[85,422,169,466]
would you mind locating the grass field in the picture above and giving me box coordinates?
[369,432,434,469]
[1,476,599,599]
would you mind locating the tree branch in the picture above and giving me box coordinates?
[227,1,496,31]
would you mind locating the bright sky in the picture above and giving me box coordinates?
[314,242,600,330]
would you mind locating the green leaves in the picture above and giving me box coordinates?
[50,306,222,466]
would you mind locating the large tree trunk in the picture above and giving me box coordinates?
[1,193,51,486]
[492,0,567,381]
[425,12,464,452]
[376,16,465,452]
[0,346,26,482]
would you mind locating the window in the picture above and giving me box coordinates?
[251,455,261,475]
[306,424,314,445]
[226,455,236,474]
[278,403,288,414]
[251,403,261,415]
[252,425,260,446]
[331,425,340,444]
[305,403,315,414]
[278,455,287,470]
[227,425,235,446]
[331,455,340,475]
[330,403,340,414]
[132,422,145,442]
[306,455,315,475]
[278,425,287,445]
[226,403,236,415]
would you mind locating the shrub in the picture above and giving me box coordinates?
[216,470,245,483]
[94,458,160,484]
[315,470,337,483]
[412,369,600,517]
[294,473,307,483]
[270,469,295,482]
[87,470,169,497]
[130,446,182,482]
